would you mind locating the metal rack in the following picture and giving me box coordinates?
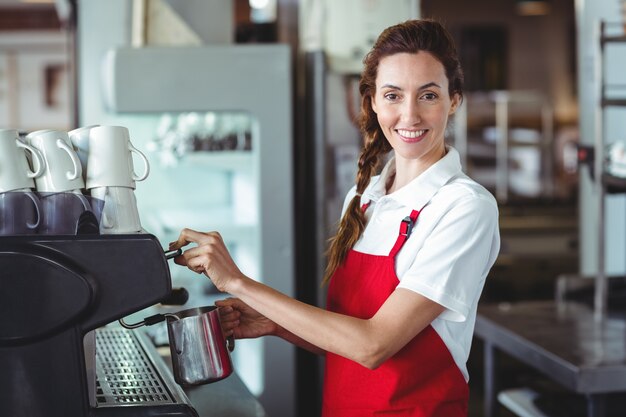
[453,90,554,203]
[594,21,626,320]
[95,328,179,407]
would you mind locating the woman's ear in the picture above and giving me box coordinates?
[370,95,378,114]
[448,93,461,115]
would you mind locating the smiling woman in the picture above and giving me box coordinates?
[171,19,500,417]
[324,19,467,281]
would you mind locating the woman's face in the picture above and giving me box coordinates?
[371,51,460,167]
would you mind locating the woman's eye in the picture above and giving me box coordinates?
[384,93,399,101]
[421,92,438,101]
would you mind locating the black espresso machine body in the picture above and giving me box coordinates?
[0,233,197,417]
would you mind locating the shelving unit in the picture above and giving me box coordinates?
[453,90,554,203]
[452,91,572,306]
[594,21,626,319]
[184,151,254,172]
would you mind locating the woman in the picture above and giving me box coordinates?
[170,19,500,416]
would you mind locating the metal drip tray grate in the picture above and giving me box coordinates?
[95,327,175,406]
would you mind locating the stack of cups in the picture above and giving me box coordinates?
[68,125,97,184]
[25,129,92,234]
[74,125,149,234]
[0,129,44,235]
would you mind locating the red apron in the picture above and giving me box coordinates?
[322,207,468,417]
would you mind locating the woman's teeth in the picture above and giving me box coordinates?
[397,129,425,138]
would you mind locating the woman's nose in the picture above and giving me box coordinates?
[400,100,421,123]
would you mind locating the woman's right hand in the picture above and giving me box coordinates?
[217,297,279,340]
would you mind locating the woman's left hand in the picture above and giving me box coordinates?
[216,297,280,340]
[169,228,244,293]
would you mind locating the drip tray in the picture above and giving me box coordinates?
[94,327,198,417]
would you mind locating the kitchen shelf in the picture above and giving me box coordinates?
[601,98,626,106]
[453,90,554,202]
[602,172,626,193]
[497,388,551,417]
[145,207,258,240]
[600,34,626,43]
[182,151,255,172]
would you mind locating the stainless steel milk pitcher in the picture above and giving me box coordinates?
[120,303,235,386]
[166,306,235,386]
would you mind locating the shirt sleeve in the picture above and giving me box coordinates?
[396,195,500,322]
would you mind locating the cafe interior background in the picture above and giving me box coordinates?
[1,0,626,416]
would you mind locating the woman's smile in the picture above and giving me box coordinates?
[396,128,428,142]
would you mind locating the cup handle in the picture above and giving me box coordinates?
[129,142,150,182]
[74,192,92,212]
[56,139,82,181]
[24,191,42,230]
[16,140,44,179]
[99,188,114,229]
[101,211,114,229]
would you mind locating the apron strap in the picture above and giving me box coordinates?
[362,202,421,258]
[389,209,420,258]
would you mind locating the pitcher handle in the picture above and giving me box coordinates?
[16,140,44,179]
[226,335,235,352]
[129,142,150,182]
[24,191,42,230]
[56,139,82,181]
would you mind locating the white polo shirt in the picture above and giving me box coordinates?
[342,146,500,381]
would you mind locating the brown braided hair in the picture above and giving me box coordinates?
[322,19,464,285]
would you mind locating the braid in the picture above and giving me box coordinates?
[322,134,390,285]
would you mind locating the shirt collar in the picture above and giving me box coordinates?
[362,146,463,210]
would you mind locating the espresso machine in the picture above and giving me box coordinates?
[0,225,199,416]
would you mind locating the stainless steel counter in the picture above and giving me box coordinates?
[184,374,267,417]
[474,300,626,417]
[158,347,267,417]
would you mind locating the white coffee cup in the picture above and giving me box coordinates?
[90,186,142,234]
[0,129,44,192]
[0,189,42,235]
[68,125,99,182]
[25,130,84,193]
[85,126,150,189]
[39,190,92,235]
